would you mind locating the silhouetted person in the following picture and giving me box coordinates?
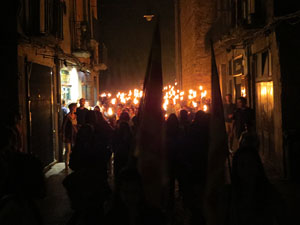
[104,167,165,225]
[62,100,69,117]
[224,94,235,151]
[165,113,180,222]
[76,98,89,127]
[113,122,133,178]
[233,97,255,144]
[94,105,101,112]
[61,103,78,170]
[178,110,209,225]
[0,126,45,225]
[117,111,131,128]
[178,109,190,137]
[229,144,286,225]
[64,122,112,225]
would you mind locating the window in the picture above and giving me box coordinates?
[44,0,64,38]
[256,53,262,77]
[82,85,91,100]
[262,51,269,76]
[254,50,272,78]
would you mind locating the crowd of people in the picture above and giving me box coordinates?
[0,92,287,225]
[58,96,286,225]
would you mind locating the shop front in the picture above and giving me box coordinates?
[60,67,83,106]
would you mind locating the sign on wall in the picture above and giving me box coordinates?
[233,55,244,76]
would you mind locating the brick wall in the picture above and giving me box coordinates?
[179,0,216,95]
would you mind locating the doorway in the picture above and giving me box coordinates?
[29,63,54,167]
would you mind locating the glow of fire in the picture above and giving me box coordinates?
[199,86,203,91]
[192,101,197,108]
[101,93,107,97]
[111,98,116,105]
[133,98,139,105]
[201,90,207,98]
[203,105,208,112]
[241,88,246,97]
[108,108,113,116]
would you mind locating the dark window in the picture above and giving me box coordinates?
[262,51,269,76]
[45,0,64,39]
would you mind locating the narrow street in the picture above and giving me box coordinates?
[1,1,300,225]
[37,163,300,225]
[37,163,72,225]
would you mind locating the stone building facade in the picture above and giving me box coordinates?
[16,0,107,167]
[177,0,300,180]
[175,0,216,94]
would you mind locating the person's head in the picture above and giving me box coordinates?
[119,111,130,122]
[94,105,100,112]
[68,103,77,113]
[79,98,85,107]
[193,110,207,123]
[179,109,188,122]
[225,94,232,104]
[62,100,66,106]
[237,97,247,109]
[85,110,97,126]
[166,113,179,129]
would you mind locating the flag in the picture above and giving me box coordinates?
[204,40,229,225]
[135,22,165,208]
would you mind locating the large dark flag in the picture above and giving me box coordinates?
[135,22,165,208]
[204,41,229,225]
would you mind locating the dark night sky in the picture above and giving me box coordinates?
[99,0,175,92]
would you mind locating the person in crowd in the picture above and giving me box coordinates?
[0,126,46,225]
[232,97,255,149]
[178,110,209,225]
[178,109,190,137]
[62,100,69,118]
[109,114,117,128]
[61,103,78,170]
[94,105,101,112]
[224,94,236,152]
[113,121,133,178]
[228,140,286,225]
[104,167,165,225]
[64,110,113,225]
[76,98,89,127]
[164,113,180,222]
[118,111,131,126]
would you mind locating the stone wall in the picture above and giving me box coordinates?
[179,0,216,94]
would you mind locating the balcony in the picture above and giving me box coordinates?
[72,21,91,58]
